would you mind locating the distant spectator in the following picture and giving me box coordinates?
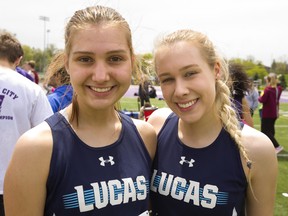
[44,52,73,113]
[245,78,259,116]
[23,60,39,84]
[149,85,157,98]
[228,62,254,127]
[138,74,150,107]
[15,66,34,82]
[258,72,284,153]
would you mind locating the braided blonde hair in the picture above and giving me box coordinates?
[153,29,252,168]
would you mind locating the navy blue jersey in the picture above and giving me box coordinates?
[44,112,152,215]
[150,113,247,216]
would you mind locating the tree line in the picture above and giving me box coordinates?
[2,29,286,88]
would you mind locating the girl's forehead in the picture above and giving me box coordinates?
[70,25,130,53]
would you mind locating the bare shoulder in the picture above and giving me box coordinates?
[15,121,53,153]
[132,118,157,160]
[242,125,275,154]
[8,121,53,172]
[241,124,276,163]
[147,107,172,134]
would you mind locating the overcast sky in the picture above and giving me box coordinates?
[1,0,287,66]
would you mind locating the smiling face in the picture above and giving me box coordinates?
[66,24,132,111]
[155,41,219,124]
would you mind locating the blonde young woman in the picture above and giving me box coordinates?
[259,72,284,153]
[148,29,277,215]
[4,6,156,215]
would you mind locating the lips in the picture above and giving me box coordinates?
[177,98,197,108]
[90,86,112,93]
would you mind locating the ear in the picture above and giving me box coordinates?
[15,56,22,67]
[214,62,221,80]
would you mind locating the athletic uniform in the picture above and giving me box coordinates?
[150,113,247,216]
[44,111,152,215]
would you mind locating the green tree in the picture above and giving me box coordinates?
[229,58,268,80]
[278,74,287,89]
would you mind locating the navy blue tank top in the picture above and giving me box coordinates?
[150,113,247,216]
[44,112,151,215]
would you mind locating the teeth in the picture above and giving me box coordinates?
[90,86,111,93]
[178,99,197,108]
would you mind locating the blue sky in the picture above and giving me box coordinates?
[1,0,287,66]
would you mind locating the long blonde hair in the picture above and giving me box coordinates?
[153,29,252,169]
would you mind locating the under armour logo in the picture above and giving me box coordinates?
[179,156,195,167]
[99,156,115,166]
[232,207,238,216]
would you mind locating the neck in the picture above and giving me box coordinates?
[0,59,16,70]
[178,117,222,148]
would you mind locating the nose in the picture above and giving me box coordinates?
[174,79,189,97]
[91,61,110,82]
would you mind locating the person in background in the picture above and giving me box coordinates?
[0,32,53,215]
[138,74,151,107]
[15,66,34,82]
[149,85,157,98]
[23,60,39,84]
[245,78,259,116]
[44,51,73,113]
[258,72,284,154]
[148,29,277,215]
[228,62,254,127]
[4,5,156,215]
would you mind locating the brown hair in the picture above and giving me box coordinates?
[44,51,70,88]
[0,31,23,64]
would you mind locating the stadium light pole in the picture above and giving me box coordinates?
[47,29,50,48]
[39,16,50,72]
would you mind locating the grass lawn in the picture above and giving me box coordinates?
[119,96,288,215]
[255,103,288,216]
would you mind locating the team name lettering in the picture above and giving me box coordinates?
[2,88,18,99]
[151,170,218,209]
[0,115,13,120]
[73,176,147,212]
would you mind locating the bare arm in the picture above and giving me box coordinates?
[133,119,157,160]
[241,126,278,216]
[4,122,52,216]
[147,108,172,135]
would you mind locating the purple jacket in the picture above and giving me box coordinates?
[258,86,282,118]
[15,66,34,82]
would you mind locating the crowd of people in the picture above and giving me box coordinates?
[0,4,285,216]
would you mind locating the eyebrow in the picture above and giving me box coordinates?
[73,49,129,55]
[158,64,199,78]
[180,64,199,71]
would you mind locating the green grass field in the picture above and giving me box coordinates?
[119,96,288,215]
